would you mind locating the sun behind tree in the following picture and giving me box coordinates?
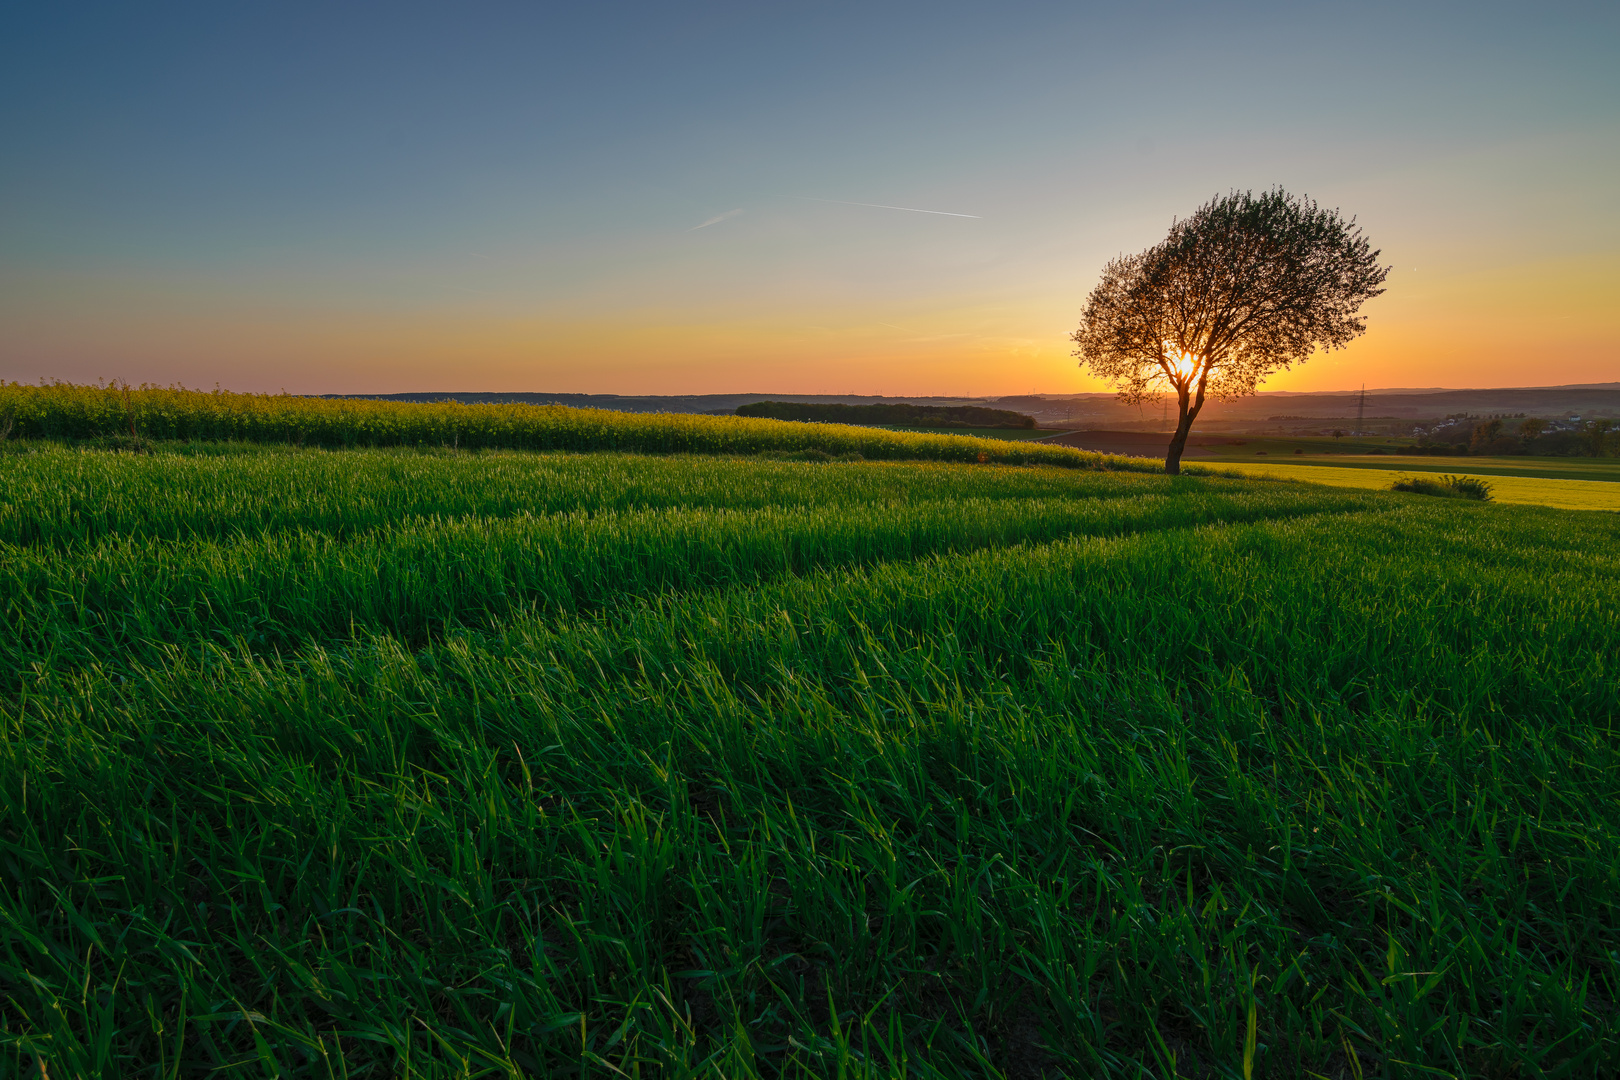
[1073,188,1390,474]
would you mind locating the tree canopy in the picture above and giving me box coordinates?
[1073,188,1389,473]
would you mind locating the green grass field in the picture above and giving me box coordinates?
[2,389,1618,1078]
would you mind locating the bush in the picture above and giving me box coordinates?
[737,400,1037,429]
[1390,474,1494,501]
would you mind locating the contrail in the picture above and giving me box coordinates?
[795,196,980,219]
[691,209,745,230]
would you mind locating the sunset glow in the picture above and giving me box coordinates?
[1166,350,1201,382]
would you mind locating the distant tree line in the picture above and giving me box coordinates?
[736,401,1038,429]
[1413,416,1618,457]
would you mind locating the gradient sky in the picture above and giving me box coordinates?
[2,1,1616,396]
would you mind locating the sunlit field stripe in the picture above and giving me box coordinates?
[1208,459,1620,510]
[0,381,1135,470]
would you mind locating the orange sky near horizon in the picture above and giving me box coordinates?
[5,249,1615,397]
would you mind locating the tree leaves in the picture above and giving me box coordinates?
[1073,189,1390,409]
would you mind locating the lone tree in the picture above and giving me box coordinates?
[1073,188,1389,474]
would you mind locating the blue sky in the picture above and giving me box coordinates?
[2,1,1615,394]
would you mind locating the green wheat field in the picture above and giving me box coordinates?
[1,385,1617,1078]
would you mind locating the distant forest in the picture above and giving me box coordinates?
[737,400,1037,429]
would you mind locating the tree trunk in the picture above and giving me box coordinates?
[1164,391,1203,476]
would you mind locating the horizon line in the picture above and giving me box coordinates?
[313,382,1620,399]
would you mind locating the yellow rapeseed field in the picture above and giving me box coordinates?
[1206,460,1620,511]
